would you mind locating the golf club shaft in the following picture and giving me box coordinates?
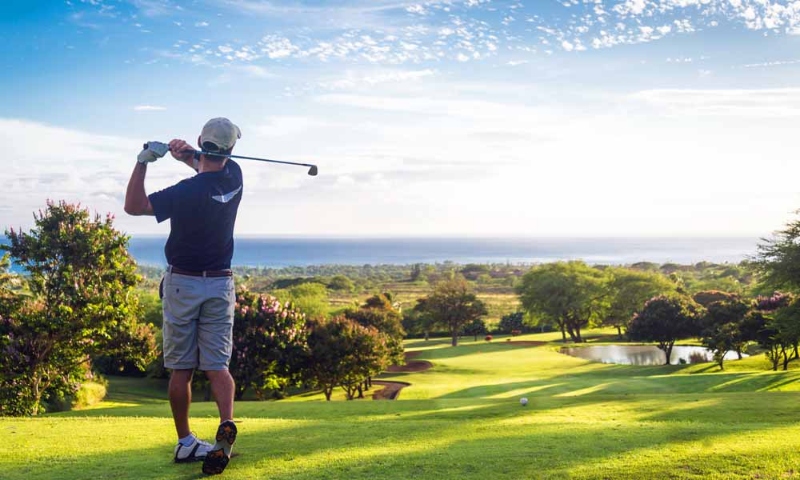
[198,150,316,170]
[142,142,317,175]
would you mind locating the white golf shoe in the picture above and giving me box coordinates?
[174,436,212,463]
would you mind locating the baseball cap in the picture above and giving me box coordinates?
[200,117,241,152]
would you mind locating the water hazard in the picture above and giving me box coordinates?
[560,345,745,366]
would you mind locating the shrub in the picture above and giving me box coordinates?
[498,312,526,334]
[72,381,107,409]
[688,351,709,364]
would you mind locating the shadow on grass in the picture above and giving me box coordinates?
[434,366,800,400]
[13,393,800,480]
[411,341,546,362]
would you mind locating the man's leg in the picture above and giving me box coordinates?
[199,276,237,475]
[169,369,194,439]
[206,369,235,423]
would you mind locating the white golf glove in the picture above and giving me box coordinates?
[138,141,169,164]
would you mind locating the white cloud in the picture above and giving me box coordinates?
[0,118,192,234]
[133,105,166,111]
[630,88,800,117]
[318,69,436,90]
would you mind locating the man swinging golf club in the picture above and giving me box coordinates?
[124,117,242,475]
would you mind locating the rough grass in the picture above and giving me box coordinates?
[2,331,800,479]
[329,286,519,326]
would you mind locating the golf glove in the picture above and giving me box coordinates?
[138,141,169,164]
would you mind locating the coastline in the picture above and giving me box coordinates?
[124,236,760,269]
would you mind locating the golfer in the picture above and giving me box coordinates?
[124,118,242,475]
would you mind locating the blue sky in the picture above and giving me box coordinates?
[2,0,800,237]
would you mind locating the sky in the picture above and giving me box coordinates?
[2,0,800,238]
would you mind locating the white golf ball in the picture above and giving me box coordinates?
[520,397,528,406]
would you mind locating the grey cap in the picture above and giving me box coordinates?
[200,117,241,151]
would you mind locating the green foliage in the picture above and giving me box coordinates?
[327,275,355,292]
[415,277,488,346]
[230,288,308,400]
[136,289,163,328]
[72,381,108,409]
[604,267,676,336]
[497,311,526,334]
[692,290,739,308]
[402,306,440,340]
[628,295,704,365]
[0,201,156,415]
[700,296,751,369]
[755,214,800,292]
[516,261,607,343]
[762,299,800,371]
[305,316,390,400]
[462,317,487,341]
[344,293,405,365]
[272,282,329,321]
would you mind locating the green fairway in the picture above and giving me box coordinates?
[2,332,800,479]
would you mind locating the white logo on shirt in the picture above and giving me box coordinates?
[212,185,242,203]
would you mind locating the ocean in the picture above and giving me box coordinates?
[122,236,761,268]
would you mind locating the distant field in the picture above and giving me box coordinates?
[329,282,520,327]
[2,331,799,479]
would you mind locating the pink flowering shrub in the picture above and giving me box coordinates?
[230,288,308,400]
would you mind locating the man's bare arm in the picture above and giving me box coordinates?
[124,162,154,216]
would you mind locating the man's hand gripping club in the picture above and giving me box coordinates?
[138,141,170,164]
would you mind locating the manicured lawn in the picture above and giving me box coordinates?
[1,331,799,479]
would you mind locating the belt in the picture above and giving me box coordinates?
[168,266,233,278]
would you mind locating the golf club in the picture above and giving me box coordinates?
[143,142,318,176]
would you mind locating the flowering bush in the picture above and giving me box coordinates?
[755,292,791,312]
[1,202,151,416]
[230,288,308,400]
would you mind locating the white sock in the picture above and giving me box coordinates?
[178,434,196,447]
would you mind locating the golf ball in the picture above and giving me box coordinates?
[520,397,528,406]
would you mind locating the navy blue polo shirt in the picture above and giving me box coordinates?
[149,160,243,271]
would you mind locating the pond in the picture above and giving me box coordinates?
[560,345,745,366]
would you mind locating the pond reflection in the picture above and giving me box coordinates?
[560,345,745,365]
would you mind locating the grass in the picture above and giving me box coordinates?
[2,331,800,479]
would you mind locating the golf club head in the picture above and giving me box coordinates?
[308,165,318,176]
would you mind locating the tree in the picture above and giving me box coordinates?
[627,295,703,365]
[703,322,742,370]
[768,299,800,370]
[305,316,390,401]
[0,253,25,316]
[498,312,526,335]
[0,201,156,415]
[344,293,405,365]
[327,275,355,292]
[693,290,739,308]
[415,278,487,347]
[229,289,308,400]
[604,267,676,337]
[404,303,437,340]
[516,261,607,343]
[462,318,487,341]
[700,296,751,369]
[755,214,800,292]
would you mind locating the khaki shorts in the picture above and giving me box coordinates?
[161,271,235,371]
